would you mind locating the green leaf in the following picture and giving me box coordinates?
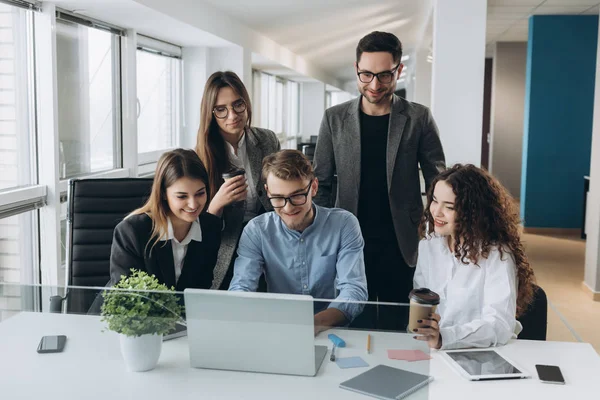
[100,269,183,337]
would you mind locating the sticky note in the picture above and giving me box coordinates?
[387,349,431,361]
[336,356,370,369]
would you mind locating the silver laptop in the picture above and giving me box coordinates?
[183,289,328,377]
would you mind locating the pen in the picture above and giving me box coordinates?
[330,344,337,361]
[366,334,371,354]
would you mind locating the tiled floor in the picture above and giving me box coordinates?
[523,232,600,353]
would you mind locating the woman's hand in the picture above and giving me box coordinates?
[207,175,248,217]
[412,312,442,349]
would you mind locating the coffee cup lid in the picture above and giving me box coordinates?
[222,168,246,179]
[409,288,440,305]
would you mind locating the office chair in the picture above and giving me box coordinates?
[50,178,153,314]
[301,144,316,163]
[517,284,548,341]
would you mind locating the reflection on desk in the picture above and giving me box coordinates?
[1,312,599,399]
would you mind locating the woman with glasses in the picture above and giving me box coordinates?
[196,71,280,290]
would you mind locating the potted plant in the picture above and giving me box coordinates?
[101,269,183,372]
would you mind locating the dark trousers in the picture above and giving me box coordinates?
[351,236,415,332]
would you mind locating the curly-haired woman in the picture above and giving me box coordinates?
[412,164,536,350]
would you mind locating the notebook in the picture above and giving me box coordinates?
[339,364,433,400]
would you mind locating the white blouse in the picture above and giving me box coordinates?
[413,235,522,350]
[159,217,203,283]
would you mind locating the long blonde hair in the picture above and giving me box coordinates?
[130,149,210,252]
[195,71,252,201]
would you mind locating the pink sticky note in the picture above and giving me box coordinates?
[407,350,432,361]
[387,349,431,361]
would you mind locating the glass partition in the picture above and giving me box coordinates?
[0,283,433,398]
[0,282,589,399]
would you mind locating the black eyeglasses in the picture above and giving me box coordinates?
[267,179,313,208]
[356,64,400,84]
[213,100,247,119]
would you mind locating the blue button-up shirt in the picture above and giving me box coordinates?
[229,204,368,321]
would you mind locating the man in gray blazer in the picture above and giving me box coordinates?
[313,31,445,330]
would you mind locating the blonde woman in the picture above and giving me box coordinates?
[196,71,279,289]
[108,149,221,290]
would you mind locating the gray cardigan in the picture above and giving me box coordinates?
[313,94,445,267]
[210,126,280,289]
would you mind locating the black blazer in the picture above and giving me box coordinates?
[108,212,221,291]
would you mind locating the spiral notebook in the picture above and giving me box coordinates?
[339,364,433,400]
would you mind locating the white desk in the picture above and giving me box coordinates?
[1,312,599,399]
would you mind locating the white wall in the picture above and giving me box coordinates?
[489,42,527,198]
[182,47,209,150]
[300,82,325,141]
[584,19,600,295]
[413,48,432,108]
[207,45,251,88]
[331,91,354,106]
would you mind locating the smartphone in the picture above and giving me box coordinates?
[535,364,565,384]
[37,335,67,354]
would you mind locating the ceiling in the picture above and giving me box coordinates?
[487,0,599,49]
[46,0,600,87]
[199,0,433,82]
[50,0,233,47]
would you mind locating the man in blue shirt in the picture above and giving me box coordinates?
[229,150,368,333]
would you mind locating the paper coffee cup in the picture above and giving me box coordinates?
[222,168,246,180]
[407,288,440,333]
[222,168,247,207]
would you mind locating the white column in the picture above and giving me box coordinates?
[584,20,600,299]
[300,82,326,142]
[413,48,432,108]
[182,47,209,150]
[121,30,138,176]
[431,0,486,166]
[34,3,61,287]
[242,47,253,100]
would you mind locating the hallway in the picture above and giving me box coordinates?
[523,232,600,353]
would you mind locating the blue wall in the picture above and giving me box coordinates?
[521,15,598,228]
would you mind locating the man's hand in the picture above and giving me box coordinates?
[412,312,442,349]
[313,308,347,336]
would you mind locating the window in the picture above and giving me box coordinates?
[0,2,39,289]
[253,70,299,145]
[0,210,38,285]
[287,81,299,136]
[0,2,35,191]
[55,18,121,178]
[274,78,284,134]
[136,43,181,163]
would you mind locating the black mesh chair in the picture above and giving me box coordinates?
[517,284,548,341]
[301,144,316,163]
[50,178,153,314]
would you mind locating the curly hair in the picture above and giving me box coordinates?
[418,164,536,317]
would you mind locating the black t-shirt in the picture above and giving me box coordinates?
[357,111,396,240]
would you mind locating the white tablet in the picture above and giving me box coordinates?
[441,348,530,381]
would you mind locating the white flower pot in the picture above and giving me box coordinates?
[119,333,163,372]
